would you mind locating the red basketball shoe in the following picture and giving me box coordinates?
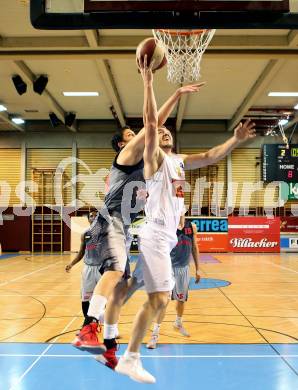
[72,322,106,355]
[96,345,118,369]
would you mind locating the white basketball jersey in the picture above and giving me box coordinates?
[145,153,185,235]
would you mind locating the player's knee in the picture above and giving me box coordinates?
[149,293,169,311]
[112,281,129,304]
[109,270,124,283]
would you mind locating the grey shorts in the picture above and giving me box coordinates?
[81,264,102,301]
[172,266,190,302]
[81,260,131,302]
[86,211,131,273]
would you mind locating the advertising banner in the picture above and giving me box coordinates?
[188,217,228,252]
[196,233,229,252]
[228,217,280,253]
[129,216,229,253]
[280,182,298,200]
[280,217,298,233]
[280,236,298,251]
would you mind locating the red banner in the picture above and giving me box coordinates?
[280,217,298,233]
[228,217,280,253]
[197,233,228,252]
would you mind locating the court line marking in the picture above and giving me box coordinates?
[0,260,63,288]
[1,354,298,359]
[8,316,78,390]
[267,262,298,275]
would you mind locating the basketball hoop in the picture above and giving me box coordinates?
[152,29,216,84]
[265,120,289,149]
[278,121,289,149]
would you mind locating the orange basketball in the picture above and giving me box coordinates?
[136,37,167,71]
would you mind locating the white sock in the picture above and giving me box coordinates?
[104,323,118,339]
[124,350,140,359]
[175,316,182,325]
[153,323,161,335]
[98,311,105,324]
[115,324,119,338]
[87,295,107,320]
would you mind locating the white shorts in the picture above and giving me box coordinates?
[138,222,177,294]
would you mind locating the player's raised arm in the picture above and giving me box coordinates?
[157,82,206,127]
[118,81,205,166]
[140,56,159,178]
[181,119,256,170]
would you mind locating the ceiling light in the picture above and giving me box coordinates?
[0,104,7,112]
[278,119,289,126]
[12,117,25,125]
[268,92,298,97]
[63,92,99,97]
[33,75,48,95]
[294,103,298,110]
[12,75,27,95]
[65,112,76,127]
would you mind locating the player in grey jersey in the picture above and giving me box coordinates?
[65,210,99,321]
[72,79,204,366]
[65,209,126,333]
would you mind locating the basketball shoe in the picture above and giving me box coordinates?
[96,345,118,369]
[72,322,106,355]
[116,355,156,384]
[146,332,159,349]
[173,321,190,337]
[96,339,118,370]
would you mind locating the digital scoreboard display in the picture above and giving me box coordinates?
[262,144,298,182]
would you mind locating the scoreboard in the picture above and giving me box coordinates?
[262,144,298,182]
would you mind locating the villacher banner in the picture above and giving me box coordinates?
[228,217,280,253]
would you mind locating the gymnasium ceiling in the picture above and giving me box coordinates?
[0,0,298,134]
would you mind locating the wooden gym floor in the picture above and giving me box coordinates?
[1,252,298,389]
[0,252,297,345]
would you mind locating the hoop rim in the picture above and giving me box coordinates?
[153,29,213,36]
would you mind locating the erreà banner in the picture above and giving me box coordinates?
[228,217,280,253]
[188,217,228,252]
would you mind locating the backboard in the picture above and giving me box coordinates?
[31,0,297,29]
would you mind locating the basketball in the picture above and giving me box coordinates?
[136,37,167,71]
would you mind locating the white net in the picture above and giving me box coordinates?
[266,120,289,148]
[152,29,216,84]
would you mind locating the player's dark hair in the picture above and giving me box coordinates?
[111,126,131,152]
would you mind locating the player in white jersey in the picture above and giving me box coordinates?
[116,57,256,383]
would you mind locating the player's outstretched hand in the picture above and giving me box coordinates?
[177,82,206,96]
[65,264,72,273]
[234,119,256,142]
[195,272,201,284]
[138,54,154,85]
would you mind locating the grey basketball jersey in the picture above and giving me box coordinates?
[83,229,100,266]
[104,155,145,222]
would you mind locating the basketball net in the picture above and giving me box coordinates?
[266,121,289,148]
[152,29,216,84]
